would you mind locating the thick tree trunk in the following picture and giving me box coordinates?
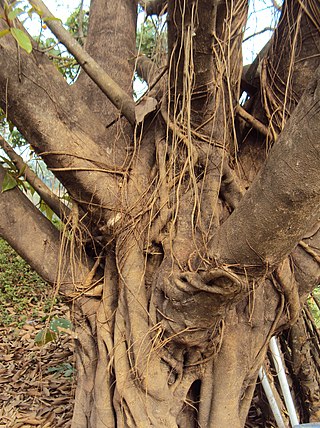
[0,0,319,427]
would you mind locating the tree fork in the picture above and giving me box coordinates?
[210,66,320,274]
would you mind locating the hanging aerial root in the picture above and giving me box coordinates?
[220,162,245,210]
[298,240,320,264]
[160,101,199,165]
[275,257,300,325]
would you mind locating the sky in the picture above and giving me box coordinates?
[36,0,90,21]
[23,0,90,35]
[23,0,281,64]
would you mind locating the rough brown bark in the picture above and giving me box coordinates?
[210,65,320,273]
[0,15,123,224]
[0,165,93,290]
[0,0,319,427]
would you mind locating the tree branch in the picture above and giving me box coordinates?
[29,0,136,125]
[0,164,92,290]
[210,65,320,274]
[236,105,270,138]
[243,27,274,43]
[74,0,136,133]
[0,19,122,219]
[139,0,167,16]
[0,136,70,220]
[260,0,320,132]
[241,40,271,92]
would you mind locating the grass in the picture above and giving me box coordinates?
[0,238,54,327]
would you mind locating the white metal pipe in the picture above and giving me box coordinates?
[259,366,287,428]
[269,336,299,427]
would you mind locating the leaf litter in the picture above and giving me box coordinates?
[0,303,75,428]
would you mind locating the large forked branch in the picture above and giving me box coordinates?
[0,165,92,290]
[210,65,320,274]
[29,0,136,125]
[0,21,122,216]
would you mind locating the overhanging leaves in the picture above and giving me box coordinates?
[1,171,18,192]
[10,28,32,53]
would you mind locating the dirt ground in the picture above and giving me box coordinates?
[0,304,74,428]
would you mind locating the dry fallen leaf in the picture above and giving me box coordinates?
[0,304,75,427]
[135,96,158,124]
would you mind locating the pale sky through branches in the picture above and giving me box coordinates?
[24,0,281,65]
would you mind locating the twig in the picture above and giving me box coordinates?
[298,240,320,264]
[0,135,70,219]
[243,27,275,44]
[29,0,136,125]
[271,0,282,11]
[50,167,126,175]
[236,105,270,138]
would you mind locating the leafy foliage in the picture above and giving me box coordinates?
[47,362,75,377]
[136,16,167,64]
[10,27,32,53]
[35,317,74,346]
[1,170,18,192]
[0,155,27,193]
[0,1,32,53]
[66,5,89,46]
[309,286,320,327]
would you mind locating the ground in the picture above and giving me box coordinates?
[0,239,74,428]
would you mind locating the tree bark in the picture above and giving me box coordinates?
[210,65,320,273]
[0,0,319,427]
[0,165,93,291]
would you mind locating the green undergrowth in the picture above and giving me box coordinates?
[0,238,55,327]
[309,286,320,328]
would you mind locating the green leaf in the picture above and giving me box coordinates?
[39,200,53,222]
[64,368,74,377]
[27,7,35,19]
[25,182,35,197]
[1,172,18,192]
[18,164,26,177]
[8,8,23,20]
[45,205,54,222]
[35,329,56,346]
[10,28,32,54]
[0,29,10,38]
[49,317,73,333]
[0,156,17,170]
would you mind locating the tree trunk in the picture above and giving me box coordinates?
[0,0,319,426]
